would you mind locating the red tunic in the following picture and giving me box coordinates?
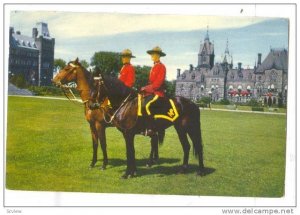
[119,63,135,88]
[142,61,166,97]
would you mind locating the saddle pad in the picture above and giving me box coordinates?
[137,94,179,122]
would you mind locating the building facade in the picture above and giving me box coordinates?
[175,31,288,105]
[9,22,55,86]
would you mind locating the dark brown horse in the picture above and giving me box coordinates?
[95,73,205,179]
[52,58,163,170]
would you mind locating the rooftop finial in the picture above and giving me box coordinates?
[205,25,209,41]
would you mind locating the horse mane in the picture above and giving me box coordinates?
[68,60,94,90]
[101,75,137,98]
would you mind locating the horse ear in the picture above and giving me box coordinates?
[75,57,79,64]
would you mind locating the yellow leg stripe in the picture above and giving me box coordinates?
[145,95,159,115]
[137,94,142,116]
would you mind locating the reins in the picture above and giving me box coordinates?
[102,92,132,124]
[96,75,139,130]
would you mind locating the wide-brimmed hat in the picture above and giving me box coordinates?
[146,46,166,57]
[120,49,136,58]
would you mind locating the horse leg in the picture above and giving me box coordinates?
[97,124,108,170]
[121,132,136,179]
[89,124,98,169]
[187,124,205,176]
[175,126,190,174]
[147,135,159,168]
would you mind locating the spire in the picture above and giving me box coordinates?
[205,25,209,41]
[225,38,229,54]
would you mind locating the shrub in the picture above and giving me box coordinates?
[252,107,264,112]
[27,86,71,96]
[9,74,28,89]
[246,98,260,107]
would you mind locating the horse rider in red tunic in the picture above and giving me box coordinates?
[141,46,167,136]
[141,46,166,97]
[119,49,136,88]
[90,49,136,109]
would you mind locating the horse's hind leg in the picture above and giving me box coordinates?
[175,126,191,174]
[89,124,98,169]
[97,123,108,170]
[147,135,159,168]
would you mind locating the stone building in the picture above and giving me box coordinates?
[175,31,288,105]
[9,22,55,86]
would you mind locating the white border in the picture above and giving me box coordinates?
[1,2,297,212]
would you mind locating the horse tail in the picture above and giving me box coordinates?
[158,129,165,145]
[188,104,203,159]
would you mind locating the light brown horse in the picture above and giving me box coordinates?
[52,58,163,170]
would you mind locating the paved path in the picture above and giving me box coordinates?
[8,95,287,115]
[201,107,286,115]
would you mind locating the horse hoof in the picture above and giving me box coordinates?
[177,166,188,174]
[146,162,152,168]
[121,174,128,179]
[100,165,106,171]
[197,170,205,177]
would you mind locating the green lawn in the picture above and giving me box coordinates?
[6,96,287,197]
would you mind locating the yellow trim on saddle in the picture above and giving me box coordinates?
[154,99,179,122]
[137,94,179,122]
[137,94,142,116]
[146,95,159,115]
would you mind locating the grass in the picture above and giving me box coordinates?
[6,96,287,197]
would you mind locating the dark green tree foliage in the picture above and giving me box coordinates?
[79,59,89,69]
[10,74,27,88]
[90,51,122,76]
[54,58,66,70]
[134,65,150,90]
[165,80,176,98]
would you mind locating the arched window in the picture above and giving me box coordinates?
[201,74,205,82]
[271,70,277,82]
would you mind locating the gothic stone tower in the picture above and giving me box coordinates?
[197,26,215,69]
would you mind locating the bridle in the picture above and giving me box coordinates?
[95,74,138,130]
[55,63,86,105]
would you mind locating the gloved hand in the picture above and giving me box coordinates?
[89,102,100,110]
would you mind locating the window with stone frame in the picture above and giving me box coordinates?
[201,74,205,82]
[270,70,277,82]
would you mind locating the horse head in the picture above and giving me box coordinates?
[52,58,82,88]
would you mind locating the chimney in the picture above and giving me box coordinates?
[9,27,14,40]
[16,31,21,35]
[238,62,242,71]
[32,27,38,38]
[258,53,262,65]
[189,64,193,72]
[177,68,181,78]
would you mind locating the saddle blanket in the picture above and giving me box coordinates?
[137,94,179,122]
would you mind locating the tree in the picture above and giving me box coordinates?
[54,58,66,70]
[90,51,122,76]
[134,65,150,90]
[80,59,89,68]
[165,80,176,98]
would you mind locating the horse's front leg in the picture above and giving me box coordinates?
[89,124,98,169]
[97,123,108,170]
[121,132,136,179]
[147,135,158,167]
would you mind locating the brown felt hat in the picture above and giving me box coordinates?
[120,49,136,58]
[146,46,166,57]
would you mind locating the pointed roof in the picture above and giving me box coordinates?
[256,49,288,73]
[204,25,209,41]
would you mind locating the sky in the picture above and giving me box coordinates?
[9,11,289,80]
